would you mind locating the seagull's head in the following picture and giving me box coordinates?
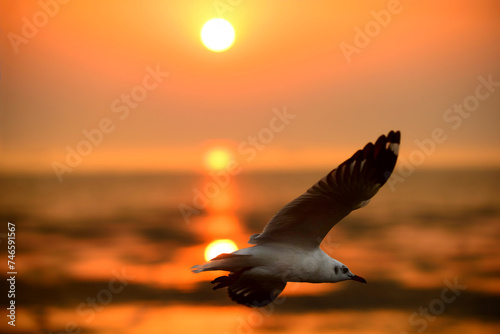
[332,262,367,284]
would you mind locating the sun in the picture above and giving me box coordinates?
[205,239,238,261]
[201,18,235,52]
[204,147,232,171]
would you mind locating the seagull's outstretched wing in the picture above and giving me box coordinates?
[249,131,400,249]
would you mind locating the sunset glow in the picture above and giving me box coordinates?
[204,239,238,261]
[1,2,499,333]
[0,2,499,174]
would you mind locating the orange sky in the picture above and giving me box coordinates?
[1,0,499,174]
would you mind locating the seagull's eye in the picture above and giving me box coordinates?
[342,267,348,274]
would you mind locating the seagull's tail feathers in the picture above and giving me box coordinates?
[190,253,253,274]
[193,252,286,307]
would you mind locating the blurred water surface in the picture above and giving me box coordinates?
[0,169,499,333]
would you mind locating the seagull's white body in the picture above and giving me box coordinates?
[192,131,401,307]
[233,244,347,283]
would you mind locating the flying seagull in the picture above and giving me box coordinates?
[192,131,401,307]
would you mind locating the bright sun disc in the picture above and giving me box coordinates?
[205,147,232,171]
[205,239,238,261]
[201,18,235,52]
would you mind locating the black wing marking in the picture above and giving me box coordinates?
[224,272,286,308]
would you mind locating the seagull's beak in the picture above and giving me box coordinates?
[349,274,367,283]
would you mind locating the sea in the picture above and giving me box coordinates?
[0,169,499,334]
